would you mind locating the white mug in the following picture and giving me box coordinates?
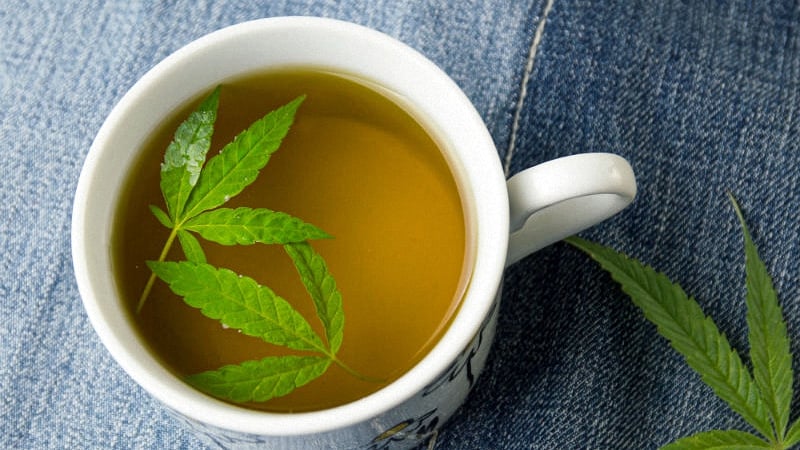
[72,17,635,449]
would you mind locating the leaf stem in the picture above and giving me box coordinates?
[136,225,180,313]
[330,355,386,383]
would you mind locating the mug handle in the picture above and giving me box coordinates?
[506,153,636,266]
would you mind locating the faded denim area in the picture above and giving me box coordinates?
[2,1,800,449]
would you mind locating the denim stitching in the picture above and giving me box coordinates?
[504,0,555,176]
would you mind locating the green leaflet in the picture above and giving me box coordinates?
[285,242,345,353]
[783,419,800,448]
[160,86,220,221]
[565,236,773,440]
[187,355,331,403]
[177,229,206,264]
[140,88,368,405]
[184,207,331,246]
[731,194,794,439]
[147,261,328,354]
[149,204,172,228]
[659,430,769,450]
[566,194,800,448]
[139,94,316,313]
[180,95,305,221]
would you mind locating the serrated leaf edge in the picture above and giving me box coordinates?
[186,355,331,403]
[183,206,331,246]
[730,193,794,441]
[284,242,345,354]
[180,95,305,221]
[565,236,774,440]
[659,429,770,450]
[147,260,328,354]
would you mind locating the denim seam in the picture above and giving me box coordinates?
[504,0,555,176]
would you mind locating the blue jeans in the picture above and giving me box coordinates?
[3,0,800,448]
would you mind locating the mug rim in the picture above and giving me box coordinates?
[72,16,509,436]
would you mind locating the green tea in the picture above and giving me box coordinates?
[112,69,468,412]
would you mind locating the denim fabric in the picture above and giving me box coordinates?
[2,0,800,449]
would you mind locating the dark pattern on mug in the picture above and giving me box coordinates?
[422,299,499,397]
[367,408,440,449]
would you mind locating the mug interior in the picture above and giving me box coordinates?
[72,16,508,435]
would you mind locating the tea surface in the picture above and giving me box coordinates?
[112,70,467,411]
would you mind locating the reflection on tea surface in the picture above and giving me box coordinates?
[113,70,467,411]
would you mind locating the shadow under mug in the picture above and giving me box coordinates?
[72,16,636,450]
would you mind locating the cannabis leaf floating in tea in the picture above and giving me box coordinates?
[138,86,369,403]
[568,194,800,449]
